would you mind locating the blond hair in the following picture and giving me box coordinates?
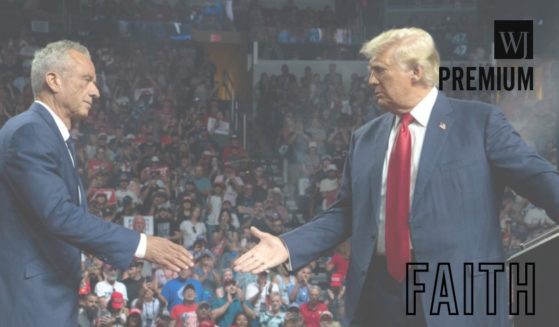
[360,27,440,87]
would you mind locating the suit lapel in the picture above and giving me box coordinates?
[29,103,82,206]
[368,113,395,226]
[411,92,455,214]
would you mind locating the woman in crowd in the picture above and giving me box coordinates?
[180,204,207,249]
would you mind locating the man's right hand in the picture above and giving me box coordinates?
[233,227,289,274]
[144,236,194,272]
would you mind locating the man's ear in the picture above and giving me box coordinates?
[45,72,61,93]
[410,65,424,84]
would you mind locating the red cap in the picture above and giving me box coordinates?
[129,308,142,316]
[110,292,124,309]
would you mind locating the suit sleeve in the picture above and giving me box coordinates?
[485,107,559,221]
[4,123,140,270]
[280,134,354,271]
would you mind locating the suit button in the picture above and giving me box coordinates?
[361,270,366,276]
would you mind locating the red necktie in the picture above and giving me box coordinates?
[385,113,413,282]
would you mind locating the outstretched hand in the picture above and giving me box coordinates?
[144,236,194,272]
[233,227,289,274]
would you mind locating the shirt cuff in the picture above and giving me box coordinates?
[134,233,147,258]
[279,237,293,272]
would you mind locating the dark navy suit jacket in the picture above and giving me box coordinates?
[282,93,559,327]
[0,103,140,326]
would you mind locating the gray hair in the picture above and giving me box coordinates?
[30,40,90,97]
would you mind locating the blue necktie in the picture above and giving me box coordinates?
[66,138,82,206]
[66,138,77,167]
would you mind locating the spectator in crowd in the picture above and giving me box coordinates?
[132,215,147,234]
[122,261,146,307]
[269,217,285,237]
[116,173,140,205]
[161,268,205,311]
[319,310,341,327]
[194,252,221,299]
[193,164,213,197]
[154,207,182,243]
[214,162,245,206]
[197,301,217,327]
[325,242,350,282]
[242,201,273,234]
[211,279,255,327]
[318,164,340,211]
[181,204,207,248]
[170,283,199,327]
[133,281,167,327]
[288,266,311,305]
[284,303,304,326]
[95,264,129,303]
[245,270,280,316]
[230,311,251,327]
[274,265,296,306]
[263,188,289,225]
[222,133,248,164]
[252,166,270,202]
[302,141,322,178]
[206,181,225,235]
[79,293,99,327]
[126,308,143,327]
[325,274,345,322]
[259,292,285,327]
[101,291,129,327]
[300,286,329,327]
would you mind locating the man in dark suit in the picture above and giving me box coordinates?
[0,40,193,326]
[233,28,559,326]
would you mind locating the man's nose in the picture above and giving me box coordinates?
[91,83,100,99]
[368,72,378,86]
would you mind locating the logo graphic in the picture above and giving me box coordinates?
[494,20,533,59]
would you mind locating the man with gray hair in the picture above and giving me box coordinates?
[235,27,559,326]
[0,40,194,326]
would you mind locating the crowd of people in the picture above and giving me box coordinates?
[1,9,558,327]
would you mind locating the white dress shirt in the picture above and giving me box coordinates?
[35,101,147,258]
[376,87,438,255]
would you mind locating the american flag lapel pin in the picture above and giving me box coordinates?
[439,122,447,130]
